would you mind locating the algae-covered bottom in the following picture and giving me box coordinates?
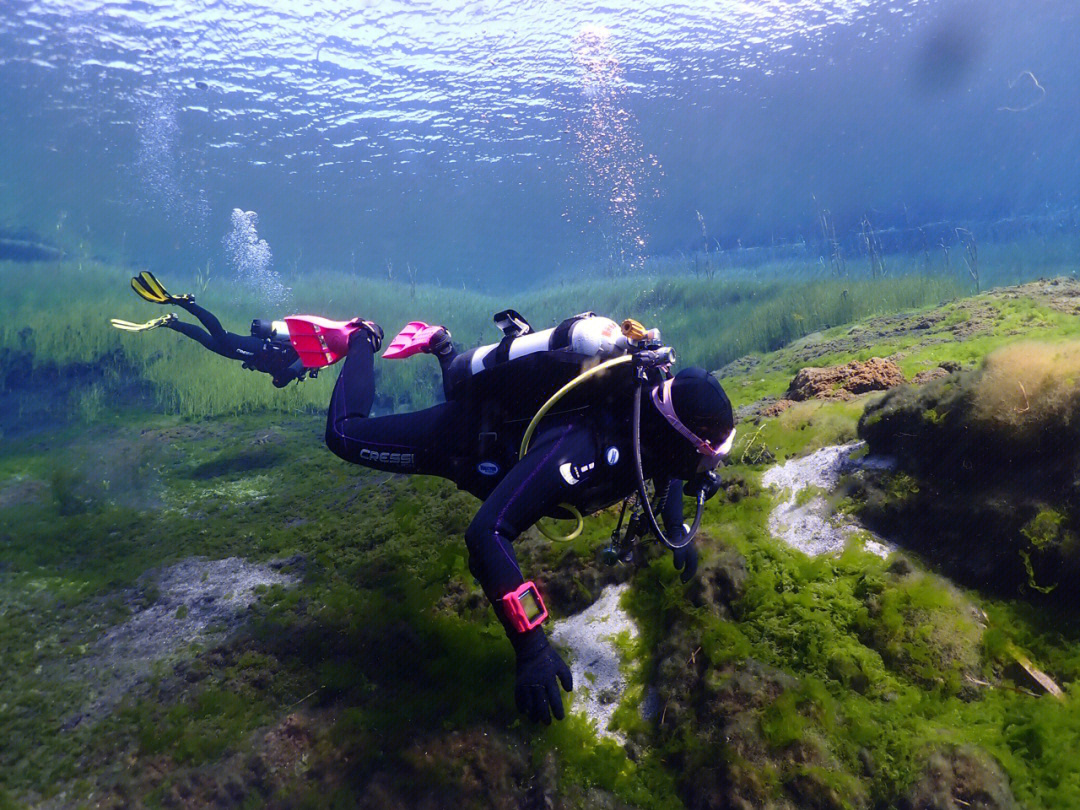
[3,278,1080,809]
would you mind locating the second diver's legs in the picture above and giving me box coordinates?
[166,319,218,353]
[177,300,229,343]
[164,312,263,362]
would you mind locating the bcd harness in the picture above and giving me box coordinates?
[455,309,715,552]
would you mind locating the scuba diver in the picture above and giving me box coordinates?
[110,271,358,388]
[324,309,736,725]
[112,273,736,725]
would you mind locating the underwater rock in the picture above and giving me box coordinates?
[359,726,535,810]
[760,398,796,417]
[687,537,749,619]
[899,745,1019,810]
[911,366,952,385]
[550,583,639,741]
[761,443,893,558]
[655,652,866,810]
[128,717,542,810]
[787,358,906,402]
[0,474,48,508]
[857,342,1080,600]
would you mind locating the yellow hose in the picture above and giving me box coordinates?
[535,503,584,542]
[519,354,633,542]
[519,354,633,458]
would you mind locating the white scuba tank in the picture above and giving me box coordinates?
[466,314,636,374]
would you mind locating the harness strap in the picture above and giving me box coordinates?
[550,311,595,350]
[494,335,515,365]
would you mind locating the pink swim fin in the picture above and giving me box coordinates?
[382,321,445,360]
[284,315,364,368]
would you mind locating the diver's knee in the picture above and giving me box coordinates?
[324,423,348,460]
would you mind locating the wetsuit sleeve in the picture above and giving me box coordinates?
[464,424,596,656]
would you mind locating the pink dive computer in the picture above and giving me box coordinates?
[501,581,549,632]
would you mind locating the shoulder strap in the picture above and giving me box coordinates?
[494,335,515,365]
[550,311,596,350]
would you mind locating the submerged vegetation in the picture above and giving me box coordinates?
[1,258,965,418]
[3,256,1080,808]
[856,339,1080,601]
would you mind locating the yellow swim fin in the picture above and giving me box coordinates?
[110,314,177,332]
[131,271,192,304]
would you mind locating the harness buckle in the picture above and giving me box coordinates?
[493,309,533,338]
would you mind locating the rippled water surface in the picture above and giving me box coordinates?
[1,0,1077,285]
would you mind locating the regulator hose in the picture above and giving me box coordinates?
[534,503,584,543]
[631,376,704,551]
[520,354,633,543]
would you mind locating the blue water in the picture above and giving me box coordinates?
[0,0,1077,289]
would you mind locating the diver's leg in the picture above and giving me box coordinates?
[165,319,218,352]
[430,330,460,400]
[325,330,463,477]
[164,317,259,362]
[177,300,229,342]
[327,329,378,420]
[169,299,278,362]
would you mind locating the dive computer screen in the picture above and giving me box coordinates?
[519,587,542,621]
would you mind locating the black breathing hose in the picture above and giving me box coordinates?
[631,376,704,551]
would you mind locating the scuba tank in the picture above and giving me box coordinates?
[250,318,291,342]
[462,313,630,373]
[444,310,659,405]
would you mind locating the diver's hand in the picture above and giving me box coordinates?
[672,533,698,583]
[515,640,573,724]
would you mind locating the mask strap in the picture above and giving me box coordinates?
[651,379,730,460]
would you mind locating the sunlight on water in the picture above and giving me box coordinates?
[0,0,1075,282]
[569,24,652,270]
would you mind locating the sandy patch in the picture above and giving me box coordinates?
[550,583,638,741]
[762,443,894,558]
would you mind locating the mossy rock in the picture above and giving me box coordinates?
[855,571,983,694]
[687,537,749,619]
[898,745,1019,810]
[855,346,1080,602]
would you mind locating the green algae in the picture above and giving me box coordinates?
[623,466,1080,809]
[5,265,1080,807]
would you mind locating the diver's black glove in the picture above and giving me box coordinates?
[671,533,698,583]
[514,636,573,724]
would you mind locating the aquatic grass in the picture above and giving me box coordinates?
[1,258,968,418]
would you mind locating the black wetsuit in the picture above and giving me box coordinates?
[325,330,702,660]
[167,301,304,387]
